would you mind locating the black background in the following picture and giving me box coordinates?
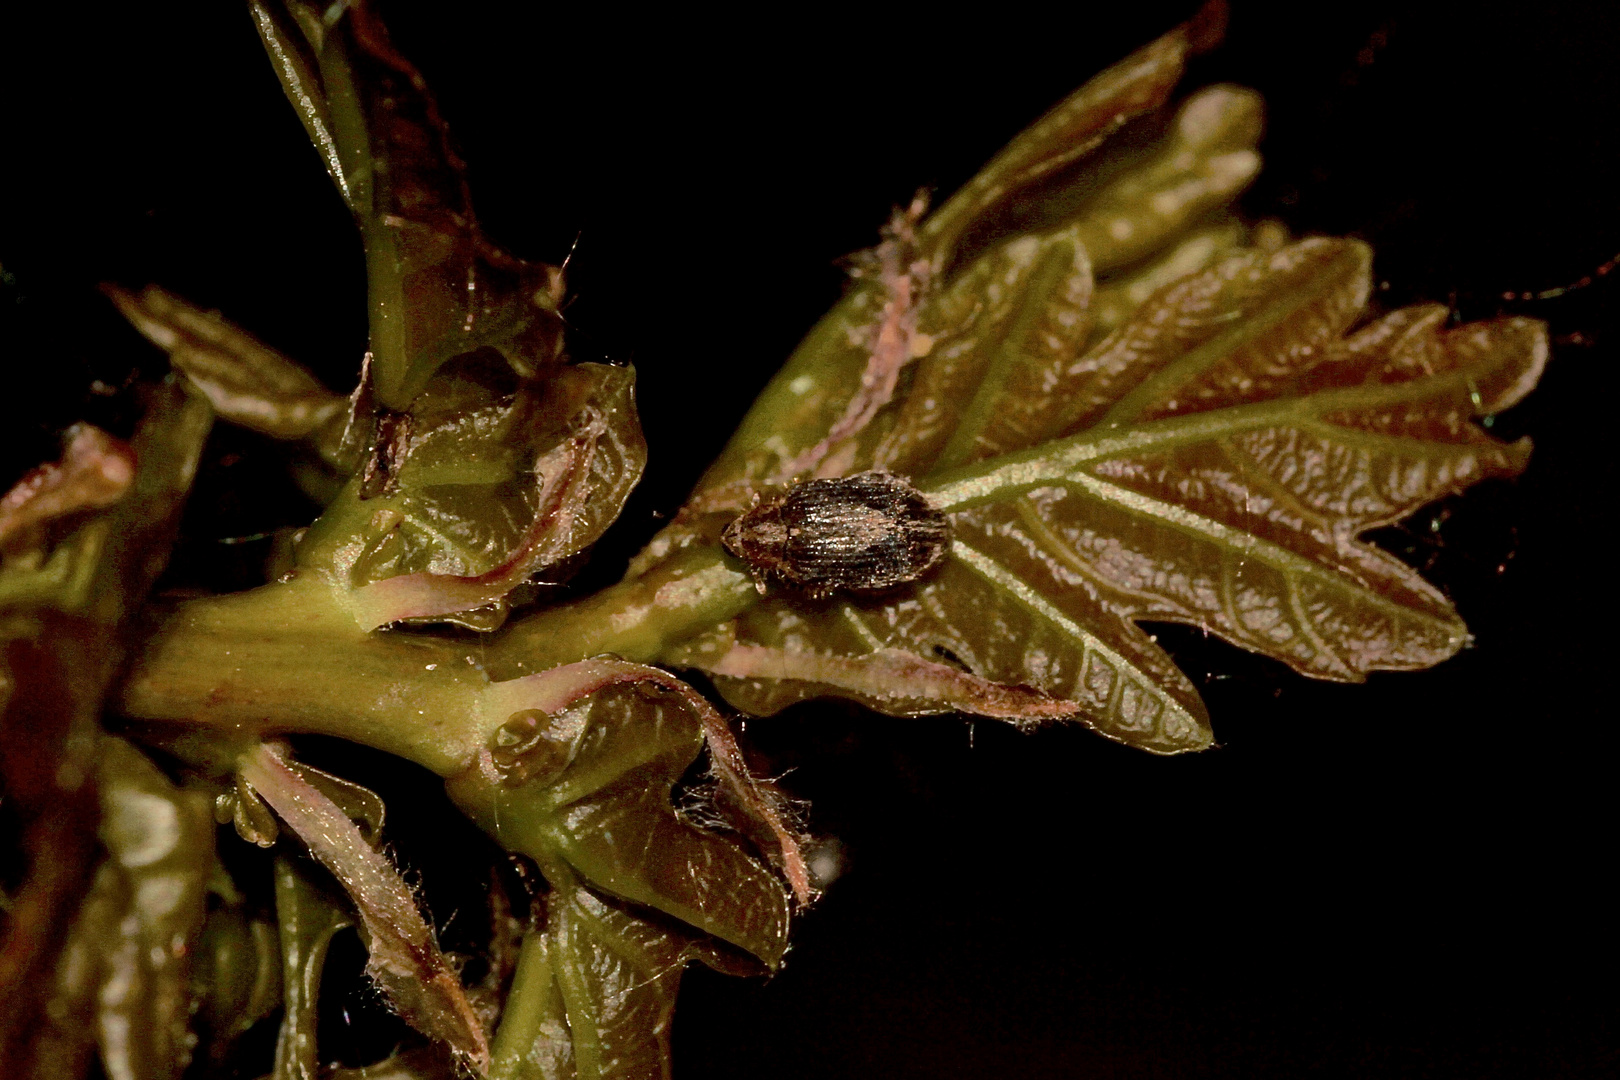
[2,2,1616,1076]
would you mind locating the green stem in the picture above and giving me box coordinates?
[309,12,412,409]
[116,546,758,774]
[487,931,559,1080]
[486,545,757,679]
[118,574,484,776]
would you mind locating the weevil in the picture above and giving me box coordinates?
[721,470,951,598]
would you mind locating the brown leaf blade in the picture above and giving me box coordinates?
[928,254,1548,683]
[670,553,1211,753]
[653,229,1544,745]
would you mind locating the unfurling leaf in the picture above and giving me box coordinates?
[114,291,649,630]
[443,659,803,1077]
[239,742,491,1074]
[103,285,347,445]
[448,662,796,966]
[336,362,647,630]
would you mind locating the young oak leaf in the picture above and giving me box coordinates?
[924,243,1545,685]
[665,235,1543,752]
[615,16,1544,754]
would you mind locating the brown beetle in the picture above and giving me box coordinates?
[721,470,951,598]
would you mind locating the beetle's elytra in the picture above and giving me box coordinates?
[721,470,951,598]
